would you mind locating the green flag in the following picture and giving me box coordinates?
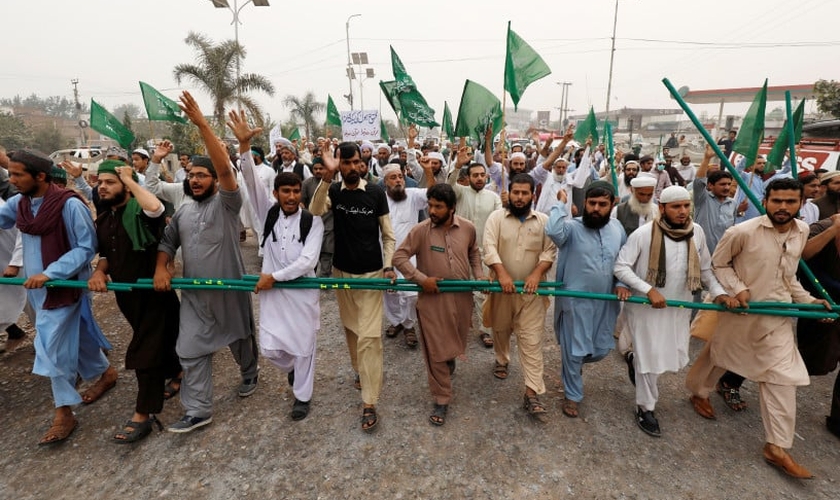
[605,122,619,193]
[139,81,186,123]
[380,119,389,142]
[389,47,439,128]
[504,22,551,111]
[454,80,504,143]
[442,101,455,140]
[288,127,301,141]
[766,99,805,172]
[90,99,135,149]
[326,95,341,127]
[732,79,767,169]
[379,80,403,119]
[573,107,599,145]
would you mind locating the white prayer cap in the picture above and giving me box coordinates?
[427,152,445,163]
[658,185,691,204]
[381,163,402,177]
[275,138,293,150]
[377,143,392,154]
[820,170,840,184]
[132,148,150,159]
[510,152,527,162]
[360,141,375,152]
[630,176,657,188]
[624,160,640,167]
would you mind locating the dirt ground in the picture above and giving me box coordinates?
[0,234,838,500]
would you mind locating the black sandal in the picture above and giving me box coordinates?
[361,406,378,433]
[163,378,182,400]
[112,416,162,444]
[429,404,448,426]
[717,382,747,411]
[291,399,310,421]
[524,394,548,423]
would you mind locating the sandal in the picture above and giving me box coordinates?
[429,404,448,426]
[717,382,747,411]
[524,394,548,423]
[361,406,378,433]
[385,324,403,338]
[163,377,182,400]
[38,414,78,446]
[479,332,494,348]
[561,398,579,418]
[291,399,310,421]
[404,328,418,348]
[353,374,361,391]
[112,416,162,444]
[493,361,509,380]
[80,366,118,404]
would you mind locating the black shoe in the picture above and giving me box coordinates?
[291,399,310,421]
[238,375,258,397]
[287,370,295,387]
[624,351,636,387]
[827,416,840,439]
[636,407,661,437]
[446,359,456,376]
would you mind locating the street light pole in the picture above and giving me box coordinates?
[605,0,619,114]
[210,0,270,103]
[346,14,361,110]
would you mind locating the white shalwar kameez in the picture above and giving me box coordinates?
[613,221,725,411]
[384,188,427,330]
[0,198,25,332]
[241,152,324,402]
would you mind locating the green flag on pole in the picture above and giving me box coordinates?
[605,122,619,194]
[139,81,186,123]
[766,99,805,171]
[288,127,301,141]
[504,21,551,111]
[454,80,504,143]
[379,80,403,120]
[380,119,389,142]
[442,101,455,140]
[90,99,135,149]
[573,107,599,145]
[732,79,768,170]
[389,46,439,128]
[326,95,341,127]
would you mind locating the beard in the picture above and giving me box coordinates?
[342,170,360,185]
[582,209,610,229]
[430,210,453,226]
[377,157,389,167]
[827,189,840,201]
[508,199,532,218]
[662,213,687,229]
[387,184,407,201]
[627,195,657,219]
[189,183,217,202]
[552,172,566,183]
[98,189,128,208]
[623,173,635,186]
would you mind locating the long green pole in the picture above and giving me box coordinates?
[785,91,798,178]
[662,78,835,306]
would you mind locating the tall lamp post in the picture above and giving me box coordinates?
[605,0,619,114]
[345,14,361,109]
[352,53,375,110]
[210,0,270,83]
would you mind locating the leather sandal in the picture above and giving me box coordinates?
[429,404,448,426]
[113,416,162,444]
[523,394,548,423]
[690,395,716,420]
[361,406,378,433]
[493,361,509,380]
[81,366,118,404]
[38,414,78,446]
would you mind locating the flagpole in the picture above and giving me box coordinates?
[784,91,797,178]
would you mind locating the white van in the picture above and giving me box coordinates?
[49,147,106,177]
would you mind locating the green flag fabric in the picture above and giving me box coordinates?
[454,80,504,143]
[389,47,439,128]
[732,80,767,169]
[288,127,301,141]
[605,122,619,194]
[443,101,455,140]
[139,81,186,123]
[326,95,341,127]
[504,22,551,111]
[380,119,389,142]
[573,107,599,145]
[90,99,135,149]
[766,99,805,171]
[379,80,402,119]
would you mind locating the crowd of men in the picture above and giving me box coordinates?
[1,98,839,480]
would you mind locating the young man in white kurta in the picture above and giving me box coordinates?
[614,186,729,435]
[238,134,323,411]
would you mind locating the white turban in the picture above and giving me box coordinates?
[510,152,527,162]
[427,152,445,163]
[360,141,375,152]
[377,143,392,155]
[381,163,402,177]
[658,185,691,204]
[630,176,657,188]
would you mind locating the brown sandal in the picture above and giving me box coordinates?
[361,406,378,433]
[523,394,548,423]
[717,382,747,411]
[81,366,118,404]
[404,328,418,348]
[493,361,509,380]
[479,332,494,348]
[561,398,579,418]
[38,414,78,446]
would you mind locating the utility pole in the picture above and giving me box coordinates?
[605,0,619,114]
[71,78,86,145]
[557,81,572,128]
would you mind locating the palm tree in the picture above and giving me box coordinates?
[283,92,325,140]
[173,32,275,131]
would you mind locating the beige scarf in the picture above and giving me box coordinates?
[645,216,702,293]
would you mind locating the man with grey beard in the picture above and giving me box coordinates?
[611,174,659,237]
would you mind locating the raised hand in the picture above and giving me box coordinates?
[153,140,174,163]
[178,91,207,126]
[226,110,263,145]
[60,160,83,178]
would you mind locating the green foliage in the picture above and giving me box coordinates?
[30,124,71,153]
[814,79,840,118]
[0,94,86,119]
[173,32,275,132]
[0,112,30,149]
[165,122,204,156]
[283,92,325,141]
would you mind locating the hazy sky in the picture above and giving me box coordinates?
[2,0,837,128]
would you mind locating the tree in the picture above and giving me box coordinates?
[0,112,31,150]
[30,123,70,153]
[113,103,142,121]
[283,92,325,141]
[173,32,275,132]
[814,80,840,119]
[166,122,204,156]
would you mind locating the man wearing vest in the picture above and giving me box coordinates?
[272,138,312,181]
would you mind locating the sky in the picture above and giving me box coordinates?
[2,0,838,130]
